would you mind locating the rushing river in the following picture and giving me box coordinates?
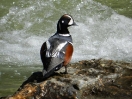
[0,0,132,97]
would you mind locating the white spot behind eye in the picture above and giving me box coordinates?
[62,20,64,23]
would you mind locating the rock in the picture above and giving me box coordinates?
[1,59,132,99]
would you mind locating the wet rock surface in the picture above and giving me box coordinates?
[1,59,132,99]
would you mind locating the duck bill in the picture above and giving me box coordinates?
[72,22,78,26]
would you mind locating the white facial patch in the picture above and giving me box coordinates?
[65,15,74,25]
[68,18,74,25]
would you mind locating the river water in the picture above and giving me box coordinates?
[0,0,132,97]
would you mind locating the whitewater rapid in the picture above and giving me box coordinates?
[0,0,132,66]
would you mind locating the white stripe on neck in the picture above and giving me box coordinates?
[59,33,70,36]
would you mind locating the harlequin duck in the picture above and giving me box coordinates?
[40,14,77,78]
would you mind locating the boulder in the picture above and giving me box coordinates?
[1,59,132,99]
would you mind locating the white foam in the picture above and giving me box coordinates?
[72,13,132,62]
[0,0,132,66]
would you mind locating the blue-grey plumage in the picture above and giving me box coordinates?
[40,14,77,79]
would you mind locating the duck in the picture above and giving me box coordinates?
[40,14,77,78]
